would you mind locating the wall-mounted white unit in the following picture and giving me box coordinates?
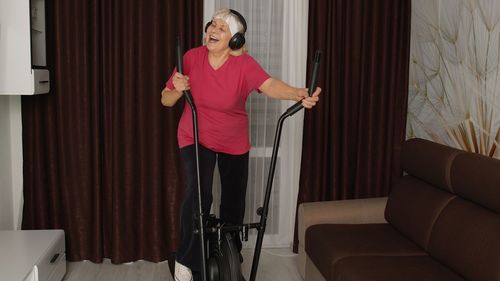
[0,0,50,95]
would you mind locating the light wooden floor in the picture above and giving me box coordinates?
[63,248,303,281]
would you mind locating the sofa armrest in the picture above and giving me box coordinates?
[297,197,388,279]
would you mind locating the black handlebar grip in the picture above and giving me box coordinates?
[285,101,304,116]
[176,36,184,74]
[285,50,322,116]
[307,51,321,97]
[176,36,195,106]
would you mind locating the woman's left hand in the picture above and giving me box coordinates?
[259,78,321,108]
[298,87,321,109]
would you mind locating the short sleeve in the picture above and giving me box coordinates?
[243,56,270,94]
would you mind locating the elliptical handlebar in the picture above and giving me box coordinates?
[249,50,322,281]
[176,36,208,281]
[285,50,322,116]
[176,36,196,109]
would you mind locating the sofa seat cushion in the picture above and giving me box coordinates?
[306,223,426,280]
[332,256,466,281]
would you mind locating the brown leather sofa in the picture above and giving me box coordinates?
[297,138,500,281]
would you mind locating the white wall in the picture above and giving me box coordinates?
[0,95,23,230]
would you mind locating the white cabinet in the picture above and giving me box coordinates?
[0,230,66,281]
[0,0,50,95]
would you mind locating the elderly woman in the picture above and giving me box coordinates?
[161,8,320,281]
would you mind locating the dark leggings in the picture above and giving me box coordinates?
[176,144,249,272]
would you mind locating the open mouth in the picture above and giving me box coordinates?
[208,35,220,44]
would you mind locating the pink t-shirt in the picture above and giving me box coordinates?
[166,46,270,155]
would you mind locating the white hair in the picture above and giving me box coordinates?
[212,8,244,36]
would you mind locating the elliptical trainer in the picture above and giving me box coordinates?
[175,37,321,281]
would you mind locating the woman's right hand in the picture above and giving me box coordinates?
[173,72,190,92]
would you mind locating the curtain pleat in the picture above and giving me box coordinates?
[293,0,411,251]
[22,0,203,263]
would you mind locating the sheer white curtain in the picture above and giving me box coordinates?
[204,0,309,248]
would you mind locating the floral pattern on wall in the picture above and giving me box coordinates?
[408,0,500,158]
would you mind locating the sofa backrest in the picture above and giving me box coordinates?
[451,152,500,213]
[386,138,500,281]
[385,138,460,250]
[399,138,461,192]
[428,151,500,281]
[385,175,455,250]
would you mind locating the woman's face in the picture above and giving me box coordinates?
[205,18,232,53]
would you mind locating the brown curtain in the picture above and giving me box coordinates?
[21,0,202,263]
[293,0,411,250]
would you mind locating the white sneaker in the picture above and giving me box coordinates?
[174,260,193,281]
